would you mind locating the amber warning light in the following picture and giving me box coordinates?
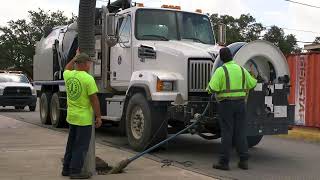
[161,4,181,10]
[195,9,202,13]
[136,3,144,7]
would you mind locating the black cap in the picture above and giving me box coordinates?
[219,47,233,63]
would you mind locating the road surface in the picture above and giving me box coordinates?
[1,105,319,180]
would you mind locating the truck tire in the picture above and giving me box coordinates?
[247,135,263,148]
[40,93,52,125]
[50,93,66,128]
[126,93,167,151]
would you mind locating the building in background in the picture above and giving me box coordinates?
[304,43,320,52]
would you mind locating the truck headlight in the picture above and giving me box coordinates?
[157,80,174,92]
[0,87,4,95]
[31,88,37,95]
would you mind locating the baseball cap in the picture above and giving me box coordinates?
[74,53,95,63]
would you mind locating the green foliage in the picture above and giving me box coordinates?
[263,26,301,54]
[0,8,76,78]
[209,14,300,54]
[210,13,265,44]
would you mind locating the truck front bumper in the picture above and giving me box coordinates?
[167,84,295,137]
[0,95,37,107]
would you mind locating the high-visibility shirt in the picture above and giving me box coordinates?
[206,60,257,101]
[63,70,98,126]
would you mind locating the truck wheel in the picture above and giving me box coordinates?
[50,93,66,128]
[126,93,167,152]
[29,106,36,112]
[247,135,263,148]
[40,93,52,125]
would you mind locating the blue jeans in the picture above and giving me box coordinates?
[63,124,92,174]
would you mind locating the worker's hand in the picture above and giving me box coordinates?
[76,48,81,55]
[249,71,257,79]
[95,117,102,128]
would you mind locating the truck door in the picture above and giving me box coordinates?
[110,15,132,88]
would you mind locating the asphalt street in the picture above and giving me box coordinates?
[1,104,319,180]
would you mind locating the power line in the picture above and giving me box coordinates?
[264,26,320,35]
[284,0,320,9]
[296,41,315,44]
[282,27,320,35]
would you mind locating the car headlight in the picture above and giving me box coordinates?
[157,80,174,92]
[0,87,4,95]
[31,87,37,95]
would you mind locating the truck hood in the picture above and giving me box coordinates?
[0,82,33,89]
[143,40,220,59]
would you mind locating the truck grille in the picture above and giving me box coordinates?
[189,59,214,92]
[3,87,31,96]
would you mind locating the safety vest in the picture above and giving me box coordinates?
[206,60,257,101]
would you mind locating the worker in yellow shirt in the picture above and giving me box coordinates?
[207,47,257,171]
[62,52,102,179]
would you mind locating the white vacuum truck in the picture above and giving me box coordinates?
[33,0,294,151]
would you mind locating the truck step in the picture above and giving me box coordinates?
[105,95,126,102]
[104,95,126,122]
[101,116,121,121]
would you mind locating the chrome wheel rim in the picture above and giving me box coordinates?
[51,100,58,124]
[130,106,145,140]
[40,97,47,120]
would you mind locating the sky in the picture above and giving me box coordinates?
[0,0,319,47]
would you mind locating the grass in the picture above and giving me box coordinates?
[278,127,320,143]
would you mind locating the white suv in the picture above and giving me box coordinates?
[0,71,37,111]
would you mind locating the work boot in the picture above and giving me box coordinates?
[212,163,230,171]
[69,172,92,179]
[238,160,249,170]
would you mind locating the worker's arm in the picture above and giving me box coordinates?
[90,93,102,128]
[65,58,76,71]
[87,76,102,128]
[206,68,223,94]
[244,69,258,90]
[65,49,80,71]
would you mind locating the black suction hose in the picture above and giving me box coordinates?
[109,94,215,174]
[78,0,96,57]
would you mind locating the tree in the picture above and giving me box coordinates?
[0,8,76,78]
[263,26,301,54]
[210,13,264,45]
[210,13,301,54]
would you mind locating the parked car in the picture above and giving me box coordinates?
[0,70,37,111]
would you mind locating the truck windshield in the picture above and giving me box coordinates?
[135,9,214,44]
[0,74,29,83]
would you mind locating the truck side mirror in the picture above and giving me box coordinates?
[217,23,226,46]
[106,14,118,47]
[107,14,116,36]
